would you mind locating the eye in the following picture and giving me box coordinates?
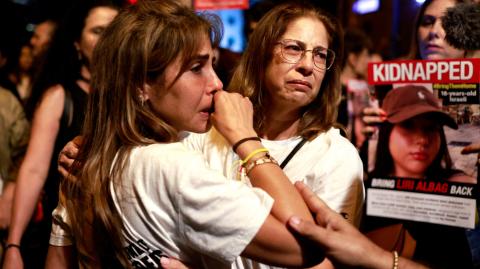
[190,63,202,73]
[313,48,328,61]
[283,43,303,54]
[399,120,414,130]
[91,26,106,35]
[420,15,435,27]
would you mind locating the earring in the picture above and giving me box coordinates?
[138,95,145,106]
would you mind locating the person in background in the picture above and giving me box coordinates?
[338,28,372,148]
[362,85,475,269]
[362,0,468,134]
[29,19,57,61]
[6,45,34,105]
[2,2,119,269]
[0,86,29,260]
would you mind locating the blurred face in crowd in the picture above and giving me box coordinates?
[264,16,328,112]
[144,36,222,133]
[30,20,56,57]
[74,6,118,67]
[18,45,33,72]
[417,0,465,60]
[389,114,441,178]
[350,48,370,79]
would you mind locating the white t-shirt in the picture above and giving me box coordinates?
[51,142,274,269]
[183,127,365,269]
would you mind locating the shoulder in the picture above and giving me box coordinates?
[308,128,363,176]
[132,143,199,162]
[0,87,22,113]
[33,84,65,119]
[312,127,360,157]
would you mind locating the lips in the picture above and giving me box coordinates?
[410,151,428,161]
[425,43,442,51]
[287,79,312,90]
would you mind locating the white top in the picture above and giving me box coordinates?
[183,127,365,269]
[50,127,364,269]
[51,142,274,269]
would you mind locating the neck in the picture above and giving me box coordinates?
[80,65,91,83]
[260,104,301,140]
[77,65,91,94]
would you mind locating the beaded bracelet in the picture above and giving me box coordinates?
[392,251,399,269]
[244,154,279,175]
[232,137,261,153]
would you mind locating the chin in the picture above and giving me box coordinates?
[188,122,212,134]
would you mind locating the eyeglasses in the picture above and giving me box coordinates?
[276,39,335,71]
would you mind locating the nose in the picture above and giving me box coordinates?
[414,130,430,146]
[427,20,443,40]
[296,51,314,76]
[207,69,223,94]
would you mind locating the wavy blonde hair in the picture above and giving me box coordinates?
[228,2,344,140]
[63,1,221,267]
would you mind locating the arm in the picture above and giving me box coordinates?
[211,92,320,267]
[288,182,429,269]
[211,91,313,225]
[0,182,15,229]
[3,85,65,269]
[44,246,74,269]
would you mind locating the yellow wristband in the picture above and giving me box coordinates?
[242,148,269,165]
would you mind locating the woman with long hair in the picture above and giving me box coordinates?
[50,1,326,268]
[3,2,119,268]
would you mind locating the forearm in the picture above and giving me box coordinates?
[236,141,313,223]
[243,215,323,267]
[7,170,47,244]
[45,246,74,269]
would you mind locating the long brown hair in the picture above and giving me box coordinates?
[63,1,221,267]
[228,2,344,140]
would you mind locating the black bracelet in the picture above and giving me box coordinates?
[232,137,261,153]
[5,243,21,251]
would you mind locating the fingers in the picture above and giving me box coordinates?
[361,126,377,136]
[294,182,330,215]
[211,92,256,145]
[362,107,386,117]
[58,139,81,180]
[362,115,385,125]
[160,257,192,269]
[72,135,84,146]
[461,143,480,154]
[288,216,326,247]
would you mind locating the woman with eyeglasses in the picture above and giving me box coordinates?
[55,2,364,268]
[182,2,364,269]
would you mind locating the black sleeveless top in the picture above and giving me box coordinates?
[43,80,87,220]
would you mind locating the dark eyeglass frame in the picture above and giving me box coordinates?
[276,39,335,71]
